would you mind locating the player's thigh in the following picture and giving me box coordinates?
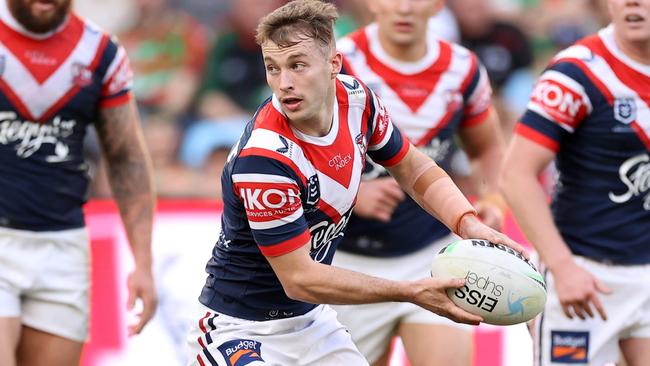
[398,322,472,366]
[16,326,83,366]
[0,317,21,366]
[620,338,650,366]
[332,302,402,364]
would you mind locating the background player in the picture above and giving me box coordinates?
[501,0,650,365]
[334,0,506,365]
[187,1,525,365]
[0,0,157,365]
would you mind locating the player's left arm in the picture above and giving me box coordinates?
[385,144,526,257]
[458,108,507,230]
[96,98,157,335]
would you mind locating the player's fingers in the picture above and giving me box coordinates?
[438,278,466,290]
[126,282,136,310]
[591,295,608,321]
[582,301,595,318]
[572,302,586,320]
[560,302,573,319]
[381,182,406,202]
[491,233,529,260]
[594,278,612,295]
[447,305,483,325]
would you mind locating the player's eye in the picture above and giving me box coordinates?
[292,63,306,71]
[266,65,279,74]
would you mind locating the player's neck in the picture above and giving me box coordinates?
[614,32,650,64]
[377,32,427,62]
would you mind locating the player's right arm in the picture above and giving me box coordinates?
[499,59,611,320]
[266,243,482,325]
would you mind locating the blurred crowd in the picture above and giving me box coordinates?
[75,0,611,200]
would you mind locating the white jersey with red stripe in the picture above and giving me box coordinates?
[518,25,650,264]
[199,74,410,321]
[0,3,133,231]
[336,23,493,257]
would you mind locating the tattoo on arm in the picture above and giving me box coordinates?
[96,100,155,264]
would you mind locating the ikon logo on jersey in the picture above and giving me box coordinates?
[236,182,301,220]
[217,339,264,366]
[531,79,587,127]
[550,331,589,363]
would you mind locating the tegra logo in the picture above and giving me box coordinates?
[309,209,352,263]
[608,153,650,210]
[0,111,76,161]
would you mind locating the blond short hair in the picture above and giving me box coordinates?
[255,0,339,50]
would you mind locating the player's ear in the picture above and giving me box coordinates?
[331,51,343,79]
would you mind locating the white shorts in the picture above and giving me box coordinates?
[533,255,650,366]
[331,233,471,364]
[0,227,90,342]
[186,304,368,366]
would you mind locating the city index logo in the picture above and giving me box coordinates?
[239,187,300,211]
[217,339,264,366]
[550,331,589,363]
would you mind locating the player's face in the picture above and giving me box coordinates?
[8,0,72,33]
[369,0,441,47]
[609,0,650,42]
[262,37,341,125]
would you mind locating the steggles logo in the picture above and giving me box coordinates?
[0,111,76,161]
[608,154,650,210]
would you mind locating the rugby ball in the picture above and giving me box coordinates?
[431,239,547,325]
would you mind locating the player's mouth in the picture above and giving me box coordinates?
[625,13,646,23]
[32,0,56,13]
[281,97,303,112]
[393,21,414,33]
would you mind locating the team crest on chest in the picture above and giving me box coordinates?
[613,98,636,125]
[305,174,320,207]
[72,62,93,87]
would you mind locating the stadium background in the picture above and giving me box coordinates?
[71,0,611,365]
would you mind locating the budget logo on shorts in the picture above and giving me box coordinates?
[613,98,636,125]
[550,331,589,363]
[217,339,264,366]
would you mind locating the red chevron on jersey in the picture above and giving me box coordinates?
[0,14,110,121]
[346,26,451,113]
[339,24,491,148]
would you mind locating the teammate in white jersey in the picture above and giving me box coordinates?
[187,1,525,365]
[501,1,650,365]
[333,0,506,365]
[0,0,156,365]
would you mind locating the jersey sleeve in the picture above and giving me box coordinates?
[231,154,310,257]
[365,88,410,167]
[461,58,493,127]
[99,39,134,109]
[516,60,592,152]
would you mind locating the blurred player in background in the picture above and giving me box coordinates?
[334,0,506,365]
[186,1,524,365]
[0,0,157,365]
[501,0,650,365]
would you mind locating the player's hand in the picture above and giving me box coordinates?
[474,194,506,230]
[410,277,483,325]
[353,177,405,222]
[551,258,612,321]
[457,213,529,260]
[126,266,157,336]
